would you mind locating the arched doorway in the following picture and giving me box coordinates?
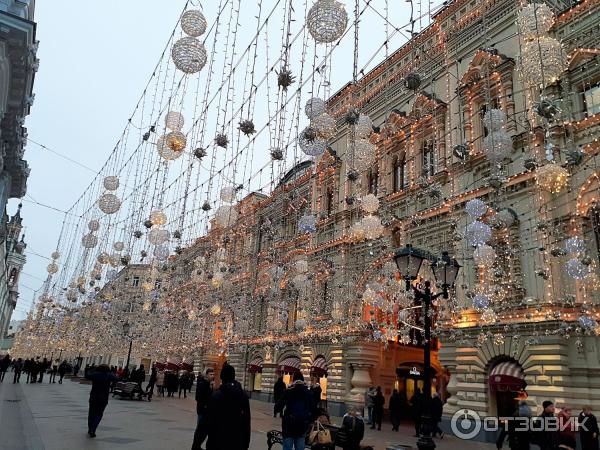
[277,355,301,386]
[488,360,526,417]
[396,364,438,419]
[247,355,263,392]
[310,355,328,404]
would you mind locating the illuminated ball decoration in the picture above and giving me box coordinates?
[299,127,326,156]
[47,263,59,274]
[156,134,185,161]
[465,199,488,218]
[565,236,586,254]
[516,3,554,40]
[312,113,336,140]
[66,289,78,302]
[98,193,121,214]
[150,210,167,226]
[473,293,491,310]
[565,258,590,280]
[103,176,119,191]
[306,0,348,44]
[51,251,60,260]
[361,215,384,240]
[214,205,238,228]
[483,109,507,131]
[88,219,100,231]
[355,114,373,138]
[465,220,492,247]
[473,244,496,268]
[579,315,596,329]
[97,252,109,264]
[350,221,366,242]
[106,270,118,281]
[172,37,207,74]
[113,241,124,252]
[482,130,513,164]
[361,194,380,214]
[295,318,307,330]
[520,36,567,87]
[180,10,207,37]
[210,303,221,315]
[305,97,326,119]
[81,233,98,248]
[211,272,224,288]
[353,139,376,172]
[536,163,569,193]
[219,187,237,203]
[491,209,516,229]
[298,214,317,234]
[154,245,170,261]
[148,228,170,245]
[165,111,185,131]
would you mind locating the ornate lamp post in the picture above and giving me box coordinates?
[123,322,133,371]
[394,245,461,450]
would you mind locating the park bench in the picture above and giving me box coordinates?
[112,381,148,400]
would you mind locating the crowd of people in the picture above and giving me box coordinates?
[0,354,71,384]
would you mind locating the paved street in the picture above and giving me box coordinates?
[0,376,496,450]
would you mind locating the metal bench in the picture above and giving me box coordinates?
[112,381,148,400]
[267,424,340,450]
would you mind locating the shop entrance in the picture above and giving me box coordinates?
[488,360,526,417]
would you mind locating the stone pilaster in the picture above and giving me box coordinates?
[343,341,381,409]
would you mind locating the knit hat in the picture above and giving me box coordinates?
[542,401,553,409]
[220,363,235,383]
[293,371,304,382]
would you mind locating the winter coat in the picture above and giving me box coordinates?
[373,391,385,413]
[579,412,599,450]
[532,412,560,450]
[148,368,157,384]
[364,388,375,407]
[206,380,251,450]
[273,378,286,402]
[58,362,68,375]
[86,368,117,405]
[340,413,365,450]
[274,380,316,438]
[431,396,443,422]
[389,393,402,415]
[196,376,213,415]
[156,371,165,386]
[410,392,423,418]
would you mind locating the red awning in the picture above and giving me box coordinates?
[248,356,263,373]
[278,356,301,374]
[166,356,182,371]
[489,361,526,392]
[154,361,166,370]
[310,356,328,377]
[181,359,194,372]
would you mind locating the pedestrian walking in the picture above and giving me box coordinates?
[29,358,39,384]
[310,377,323,409]
[205,363,250,450]
[532,400,560,450]
[38,357,49,382]
[364,385,376,425]
[12,358,23,383]
[156,369,165,396]
[192,368,214,450]
[23,358,32,382]
[579,406,599,450]
[338,406,365,450]
[371,386,384,431]
[179,371,191,398]
[274,371,315,450]
[58,361,68,384]
[146,366,157,400]
[49,360,58,383]
[73,362,80,377]
[431,392,444,438]
[558,406,576,450]
[389,389,402,431]
[410,388,424,437]
[85,364,117,438]
[273,376,286,418]
[0,354,10,382]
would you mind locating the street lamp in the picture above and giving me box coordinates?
[123,322,133,372]
[394,245,461,450]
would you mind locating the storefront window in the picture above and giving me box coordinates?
[253,372,262,391]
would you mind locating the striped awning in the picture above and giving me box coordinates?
[310,356,328,377]
[248,356,263,373]
[489,361,526,392]
[181,358,194,372]
[278,356,301,374]
[166,356,182,370]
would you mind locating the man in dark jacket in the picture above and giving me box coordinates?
[58,361,68,384]
[579,406,599,450]
[38,357,49,382]
[192,368,215,450]
[431,393,444,438]
[274,372,315,450]
[532,400,559,450]
[273,376,286,417]
[12,358,23,383]
[410,388,424,437]
[389,389,402,431]
[146,366,157,400]
[86,364,117,438]
[340,406,365,450]
[206,363,250,450]
[371,387,384,431]
[29,358,39,384]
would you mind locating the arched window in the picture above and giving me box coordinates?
[325,188,334,215]
[368,168,379,194]
[393,156,407,192]
[421,139,436,177]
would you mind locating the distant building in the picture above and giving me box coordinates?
[0,318,24,352]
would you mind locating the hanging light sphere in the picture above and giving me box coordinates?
[154,245,170,262]
[47,263,59,274]
[355,114,373,138]
[465,220,492,247]
[473,244,497,267]
[103,176,119,191]
[491,209,516,229]
[578,315,596,329]
[520,36,567,87]
[516,3,555,40]
[180,10,207,37]
[465,199,488,218]
[565,236,586,254]
[536,163,569,193]
[299,127,326,157]
[88,219,100,232]
[361,194,380,214]
[483,109,507,131]
[97,252,110,264]
[113,241,125,252]
[51,251,60,260]
[306,0,348,44]
[211,272,224,288]
[156,134,184,161]
[210,303,221,315]
[165,111,185,131]
[473,293,491,310]
[214,205,238,228]
[66,290,78,302]
[106,269,118,281]
[305,97,326,119]
[81,233,98,249]
[148,228,170,245]
[98,193,121,214]
[109,254,120,267]
[353,139,376,172]
[298,214,317,234]
[312,113,336,140]
[142,281,153,292]
[220,186,237,203]
[172,37,207,74]
[150,210,168,226]
[482,130,513,164]
[565,258,590,280]
[361,215,384,240]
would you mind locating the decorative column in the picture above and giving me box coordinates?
[501,72,516,132]
[343,341,381,409]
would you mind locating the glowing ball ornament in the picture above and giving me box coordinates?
[536,163,569,193]
[51,251,60,260]
[81,233,98,248]
[565,236,586,254]
[295,318,307,330]
[299,127,326,156]
[47,263,59,274]
[88,220,100,231]
[148,228,170,245]
[520,36,567,87]
[306,0,348,44]
[113,241,124,252]
[180,10,207,37]
[165,111,185,131]
[361,194,380,214]
[465,199,488,218]
[353,139,376,172]
[172,37,207,74]
[579,315,596,329]
[312,113,336,140]
[98,193,121,214]
[491,209,516,229]
[305,97,326,119]
[565,258,590,280]
[103,176,119,191]
[298,214,317,234]
[154,245,170,262]
[214,205,238,228]
[97,252,109,264]
[361,215,384,240]
[465,221,492,247]
[150,210,167,226]
[211,272,224,288]
[483,109,507,131]
[355,114,373,138]
[473,244,496,268]
[516,3,554,40]
[473,293,491,309]
[482,130,513,164]
[219,186,237,203]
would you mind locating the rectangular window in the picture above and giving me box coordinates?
[368,169,379,194]
[154,279,162,289]
[584,85,600,116]
[326,188,334,215]
[132,276,140,287]
[394,157,408,191]
[422,139,436,177]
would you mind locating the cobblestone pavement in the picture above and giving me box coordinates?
[0,376,496,450]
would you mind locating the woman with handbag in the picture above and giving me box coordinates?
[308,420,334,450]
[337,406,365,450]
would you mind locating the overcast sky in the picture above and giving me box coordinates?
[12,0,432,320]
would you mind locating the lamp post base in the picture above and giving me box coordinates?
[416,414,436,450]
